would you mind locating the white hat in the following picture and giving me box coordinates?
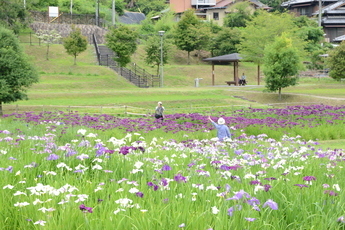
[158,101,162,105]
[217,118,225,125]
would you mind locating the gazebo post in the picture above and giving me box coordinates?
[212,63,215,86]
[203,53,242,86]
[257,65,260,85]
[234,61,239,86]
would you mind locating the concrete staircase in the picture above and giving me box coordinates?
[96,44,159,88]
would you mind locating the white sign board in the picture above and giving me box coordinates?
[49,6,59,17]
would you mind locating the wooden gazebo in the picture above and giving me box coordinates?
[203,53,243,86]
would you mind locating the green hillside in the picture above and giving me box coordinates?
[5,42,344,115]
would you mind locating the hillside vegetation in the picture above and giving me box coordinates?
[5,42,344,115]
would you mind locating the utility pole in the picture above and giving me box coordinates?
[318,0,322,27]
[112,0,116,26]
[95,0,99,26]
[158,31,165,88]
[70,0,73,24]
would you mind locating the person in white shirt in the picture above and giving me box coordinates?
[155,101,165,120]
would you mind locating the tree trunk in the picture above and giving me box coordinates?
[74,55,77,65]
[187,51,190,65]
[257,64,260,85]
[46,44,50,60]
[278,88,282,101]
[0,101,3,116]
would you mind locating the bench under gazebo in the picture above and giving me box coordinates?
[203,53,243,86]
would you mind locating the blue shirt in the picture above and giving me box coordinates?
[211,121,231,141]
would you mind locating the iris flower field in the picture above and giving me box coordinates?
[1,104,345,229]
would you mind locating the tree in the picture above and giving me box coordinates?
[173,9,201,65]
[36,29,62,60]
[144,33,169,76]
[136,0,166,15]
[238,10,305,85]
[223,2,252,28]
[208,27,241,57]
[326,41,345,81]
[0,27,39,116]
[263,34,301,100]
[63,25,88,65]
[0,0,30,34]
[105,25,138,67]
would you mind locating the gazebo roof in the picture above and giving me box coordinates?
[203,53,243,62]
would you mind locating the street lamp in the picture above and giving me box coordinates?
[158,31,165,87]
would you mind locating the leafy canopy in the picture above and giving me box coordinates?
[36,29,62,60]
[327,41,345,81]
[263,34,301,100]
[0,0,29,34]
[0,26,39,115]
[144,33,169,75]
[63,25,88,65]
[173,9,203,64]
[105,25,139,67]
[238,10,305,64]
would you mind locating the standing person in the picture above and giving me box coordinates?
[208,116,231,141]
[155,101,165,120]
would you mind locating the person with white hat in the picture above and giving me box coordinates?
[155,101,165,120]
[208,116,231,141]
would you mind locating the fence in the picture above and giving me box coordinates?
[29,11,110,28]
[92,34,160,88]
[19,31,95,45]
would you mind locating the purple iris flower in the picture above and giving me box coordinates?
[294,184,308,189]
[264,184,272,192]
[226,190,251,200]
[161,178,168,186]
[263,199,278,210]
[324,190,338,196]
[227,207,234,216]
[79,204,93,213]
[249,180,262,185]
[46,154,59,160]
[247,197,260,206]
[174,174,187,183]
[136,192,144,198]
[303,176,316,181]
[162,164,171,171]
[6,166,13,173]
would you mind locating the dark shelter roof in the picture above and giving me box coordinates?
[203,53,242,62]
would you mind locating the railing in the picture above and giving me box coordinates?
[93,34,101,65]
[92,34,159,88]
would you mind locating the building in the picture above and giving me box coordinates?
[281,0,345,42]
[167,0,270,25]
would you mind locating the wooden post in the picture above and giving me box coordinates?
[257,65,260,85]
[234,61,239,86]
[212,64,215,86]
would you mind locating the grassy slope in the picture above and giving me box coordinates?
[12,42,344,112]
[3,42,343,148]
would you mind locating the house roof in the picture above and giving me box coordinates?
[204,53,243,62]
[322,17,345,24]
[202,0,270,10]
[313,0,345,14]
[281,0,336,7]
[201,0,233,10]
[119,12,145,24]
[333,34,345,42]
